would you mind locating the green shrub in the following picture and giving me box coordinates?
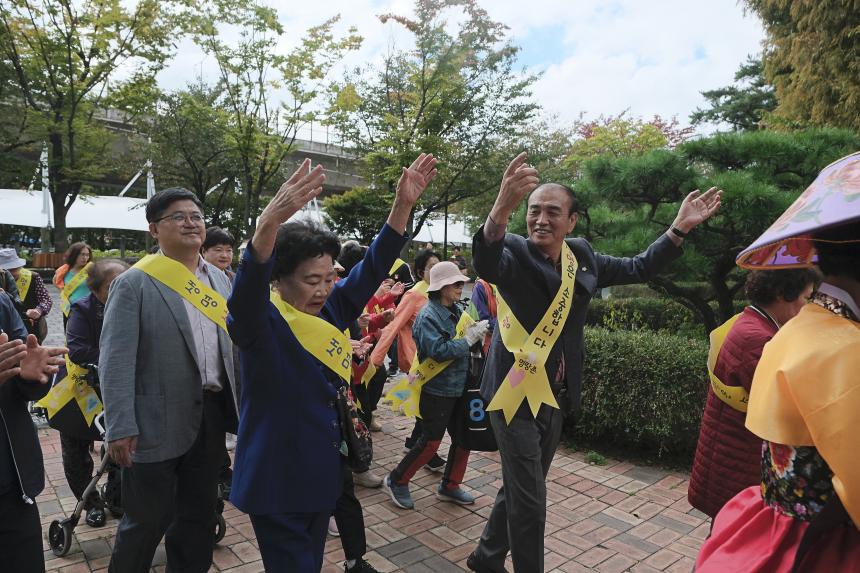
[91,248,148,261]
[568,327,709,460]
[586,297,698,335]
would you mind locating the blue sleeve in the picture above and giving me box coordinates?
[325,223,408,330]
[471,282,497,331]
[66,303,100,365]
[227,241,275,349]
[0,292,26,341]
[413,308,469,362]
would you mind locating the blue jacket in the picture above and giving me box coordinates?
[227,223,406,515]
[413,299,470,398]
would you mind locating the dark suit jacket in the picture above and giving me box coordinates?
[226,223,406,515]
[472,228,682,416]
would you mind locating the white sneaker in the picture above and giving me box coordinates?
[328,516,340,537]
[353,469,384,488]
[225,433,237,451]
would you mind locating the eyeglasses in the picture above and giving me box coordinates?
[155,211,205,225]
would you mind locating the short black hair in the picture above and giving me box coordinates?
[530,183,579,216]
[274,221,341,280]
[814,224,860,281]
[202,226,235,251]
[338,240,367,275]
[414,250,440,280]
[86,258,130,291]
[452,246,461,253]
[145,188,204,223]
[64,242,92,268]
[745,268,820,306]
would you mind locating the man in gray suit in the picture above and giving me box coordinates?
[466,153,722,572]
[100,188,239,573]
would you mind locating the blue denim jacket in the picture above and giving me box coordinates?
[413,298,470,397]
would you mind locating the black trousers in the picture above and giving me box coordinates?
[333,462,367,561]
[59,432,99,508]
[109,392,225,573]
[0,490,44,573]
[353,366,387,426]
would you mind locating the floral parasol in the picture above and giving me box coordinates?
[736,151,860,269]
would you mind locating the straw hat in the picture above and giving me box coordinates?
[427,261,470,292]
[0,248,26,270]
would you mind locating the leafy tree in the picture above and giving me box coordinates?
[324,186,394,243]
[145,82,238,228]
[577,128,860,332]
[690,56,777,131]
[326,0,538,242]
[187,3,361,235]
[0,0,179,249]
[744,0,860,131]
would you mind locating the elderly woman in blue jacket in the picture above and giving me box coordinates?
[227,154,437,573]
[383,261,489,510]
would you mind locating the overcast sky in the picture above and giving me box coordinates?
[157,0,765,133]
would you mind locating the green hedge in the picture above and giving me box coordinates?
[586,297,699,335]
[567,327,709,460]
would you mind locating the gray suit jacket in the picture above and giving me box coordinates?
[99,260,238,463]
[472,229,683,416]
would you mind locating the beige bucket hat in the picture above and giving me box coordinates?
[427,260,470,292]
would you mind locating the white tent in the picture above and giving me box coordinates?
[412,216,473,245]
[0,189,150,231]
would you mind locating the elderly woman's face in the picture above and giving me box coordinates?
[274,255,338,315]
[203,243,234,271]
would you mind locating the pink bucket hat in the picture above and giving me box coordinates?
[427,261,470,292]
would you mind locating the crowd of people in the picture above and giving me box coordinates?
[0,145,858,573]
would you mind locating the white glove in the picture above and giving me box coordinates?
[464,320,490,346]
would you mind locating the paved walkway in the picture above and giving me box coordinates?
[34,285,706,572]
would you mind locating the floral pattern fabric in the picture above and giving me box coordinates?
[761,441,834,521]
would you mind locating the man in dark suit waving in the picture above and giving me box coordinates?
[467,153,721,572]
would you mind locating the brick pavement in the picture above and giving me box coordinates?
[34,285,706,572]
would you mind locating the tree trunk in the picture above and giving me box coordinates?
[50,134,68,252]
[649,277,718,335]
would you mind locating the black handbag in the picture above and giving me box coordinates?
[450,355,498,452]
[335,383,374,471]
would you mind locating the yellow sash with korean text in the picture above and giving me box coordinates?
[35,357,102,426]
[15,269,33,301]
[134,255,228,333]
[388,311,474,418]
[412,280,430,297]
[707,313,749,412]
[61,263,92,316]
[488,241,577,423]
[389,258,408,276]
[270,292,352,383]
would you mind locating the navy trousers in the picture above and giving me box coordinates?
[250,510,329,572]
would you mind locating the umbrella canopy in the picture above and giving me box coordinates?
[736,151,860,269]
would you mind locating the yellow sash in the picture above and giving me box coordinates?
[270,292,352,383]
[389,258,408,276]
[412,280,430,297]
[134,255,228,333]
[488,241,577,423]
[35,357,103,426]
[707,313,749,412]
[15,269,33,301]
[61,263,92,316]
[388,310,474,418]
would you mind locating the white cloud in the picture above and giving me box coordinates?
[154,0,765,132]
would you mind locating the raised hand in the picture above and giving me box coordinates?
[19,334,66,384]
[484,152,540,242]
[673,187,723,233]
[389,281,405,297]
[387,153,439,235]
[260,159,326,228]
[395,153,438,207]
[253,158,327,262]
[0,333,27,385]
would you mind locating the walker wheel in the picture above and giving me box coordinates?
[48,519,74,557]
[213,513,226,545]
